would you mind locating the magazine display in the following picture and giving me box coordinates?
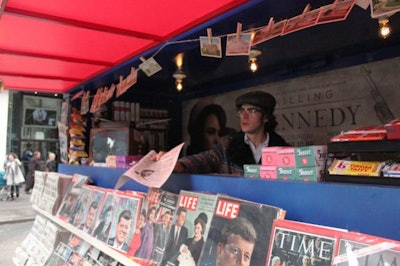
[14,214,70,266]
[133,187,162,261]
[57,174,90,223]
[30,171,47,207]
[77,185,107,235]
[106,190,142,254]
[267,219,346,266]
[71,185,93,228]
[162,190,219,266]
[333,231,400,266]
[151,189,179,265]
[92,190,117,243]
[198,195,286,266]
[37,172,73,215]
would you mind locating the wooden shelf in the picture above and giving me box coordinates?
[32,206,139,266]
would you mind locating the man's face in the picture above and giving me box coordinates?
[162,213,171,226]
[216,233,255,266]
[85,206,96,228]
[237,104,265,135]
[177,211,186,227]
[116,217,131,244]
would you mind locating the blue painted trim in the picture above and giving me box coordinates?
[59,163,400,241]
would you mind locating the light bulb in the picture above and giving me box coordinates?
[176,80,183,91]
[379,24,391,39]
[378,17,391,39]
[248,48,261,72]
[250,60,258,72]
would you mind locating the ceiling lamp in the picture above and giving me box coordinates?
[173,70,186,91]
[173,53,186,91]
[378,16,391,39]
[249,48,262,72]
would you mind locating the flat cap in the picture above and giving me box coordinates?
[235,90,276,115]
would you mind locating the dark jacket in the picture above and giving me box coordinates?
[177,131,289,175]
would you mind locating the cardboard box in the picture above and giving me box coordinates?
[260,165,277,179]
[385,123,400,140]
[277,167,296,180]
[244,164,260,178]
[262,146,295,167]
[296,166,325,182]
[277,147,296,167]
[295,145,327,167]
[261,147,281,166]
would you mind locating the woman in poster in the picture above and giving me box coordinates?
[178,213,208,264]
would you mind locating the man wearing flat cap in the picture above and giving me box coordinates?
[155,90,289,175]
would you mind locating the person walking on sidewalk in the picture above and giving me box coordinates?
[24,151,42,194]
[4,152,25,200]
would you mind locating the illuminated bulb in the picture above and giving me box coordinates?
[248,48,262,73]
[250,60,258,72]
[378,17,391,39]
[176,80,183,91]
[173,69,186,91]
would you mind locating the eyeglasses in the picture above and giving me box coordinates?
[236,107,262,117]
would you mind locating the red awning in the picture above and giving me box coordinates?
[0,0,249,93]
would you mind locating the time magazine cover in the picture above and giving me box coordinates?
[267,219,346,266]
[106,190,141,254]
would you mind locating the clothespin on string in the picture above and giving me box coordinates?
[207,28,213,44]
[236,22,242,41]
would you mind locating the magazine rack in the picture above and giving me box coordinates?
[32,206,139,266]
[59,163,400,241]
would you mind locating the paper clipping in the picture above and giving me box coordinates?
[114,143,184,189]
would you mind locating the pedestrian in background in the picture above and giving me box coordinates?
[21,143,33,175]
[45,152,57,172]
[25,151,42,194]
[4,152,25,200]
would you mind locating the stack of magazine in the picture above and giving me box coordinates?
[16,168,400,265]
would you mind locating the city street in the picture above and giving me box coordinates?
[0,221,33,265]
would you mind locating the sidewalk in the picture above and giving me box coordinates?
[0,189,36,224]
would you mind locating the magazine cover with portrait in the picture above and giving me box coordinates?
[91,189,116,243]
[334,231,400,266]
[162,190,219,266]
[198,195,286,266]
[77,185,107,235]
[267,219,345,266]
[57,174,89,223]
[151,189,179,265]
[106,191,141,254]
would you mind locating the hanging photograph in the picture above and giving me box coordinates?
[199,36,222,58]
[282,7,321,35]
[225,32,252,56]
[317,0,357,24]
[370,0,400,18]
[139,57,162,77]
[23,96,61,128]
[252,19,287,46]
